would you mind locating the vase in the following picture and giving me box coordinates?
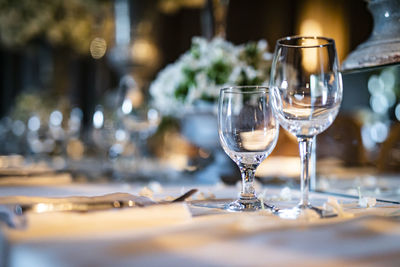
[181,110,219,151]
[342,0,400,71]
[180,107,239,184]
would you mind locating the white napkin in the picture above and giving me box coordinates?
[5,203,191,242]
[0,192,153,205]
[1,193,192,242]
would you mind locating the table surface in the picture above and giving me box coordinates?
[0,182,399,267]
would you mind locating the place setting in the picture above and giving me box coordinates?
[1,1,400,266]
[190,36,344,220]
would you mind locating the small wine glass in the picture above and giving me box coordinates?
[269,36,343,218]
[218,86,279,211]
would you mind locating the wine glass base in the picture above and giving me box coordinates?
[226,198,276,212]
[278,204,337,219]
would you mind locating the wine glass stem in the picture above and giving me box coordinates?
[239,166,256,200]
[298,137,313,208]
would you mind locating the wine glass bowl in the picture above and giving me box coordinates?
[218,86,279,211]
[270,36,342,217]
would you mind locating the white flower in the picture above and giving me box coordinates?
[228,65,243,84]
[149,36,272,116]
[243,66,259,80]
[257,39,267,51]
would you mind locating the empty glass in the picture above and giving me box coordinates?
[218,86,279,211]
[269,36,343,218]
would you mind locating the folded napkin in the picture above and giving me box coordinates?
[1,193,192,242]
[0,192,154,205]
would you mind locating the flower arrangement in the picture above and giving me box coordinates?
[149,37,272,116]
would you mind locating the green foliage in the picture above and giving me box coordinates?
[175,67,200,100]
[206,60,232,85]
[190,42,201,59]
[241,42,261,68]
[200,94,216,103]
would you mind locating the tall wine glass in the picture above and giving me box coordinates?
[269,36,343,218]
[218,86,279,211]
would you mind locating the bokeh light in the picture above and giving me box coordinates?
[12,120,25,136]
[367,75,384,95]
[90,37,107,59]
[121,98,133,114]
[49,110,63,127]
[370,121,389,143]
[395,103,400,121]
[115,129,127,141]
[28,116,41,132]
[370,94,389,114]
[93,110,104,129]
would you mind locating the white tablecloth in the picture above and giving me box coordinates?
[0,183,399,267]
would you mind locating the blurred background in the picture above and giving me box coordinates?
[0,0,399,200]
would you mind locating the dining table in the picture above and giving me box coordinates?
[0,170,399,267]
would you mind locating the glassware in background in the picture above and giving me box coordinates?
[270,36,343,218]
[218,86,279,211]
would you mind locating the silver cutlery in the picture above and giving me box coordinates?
[0,189,198,229]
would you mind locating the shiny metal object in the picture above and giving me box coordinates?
[0,189,198,229]
[20,189,198,214]
[342,0,400,71]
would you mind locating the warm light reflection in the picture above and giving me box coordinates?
[126,88,143,109]
[300,39,320,73]
[131,39,158,63]
[240,129,276,151]
[296,0,348,62]
[34,203,50,213]
[90,37,107,59]
[67,138,85,160]
[256,156,300,178]
[158,0,205,14]
[300,19,323,36]
[164,154,189,171]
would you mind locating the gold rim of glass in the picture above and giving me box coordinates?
[220,86,269,94]
[277,36,335,48]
